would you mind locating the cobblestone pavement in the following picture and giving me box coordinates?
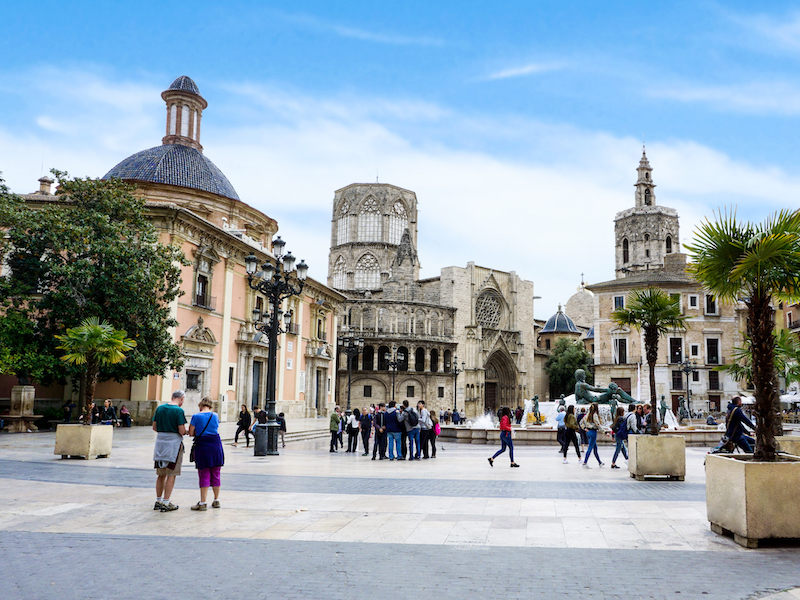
[1,428,799,599]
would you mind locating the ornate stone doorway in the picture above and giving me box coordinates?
[483,351,517,415]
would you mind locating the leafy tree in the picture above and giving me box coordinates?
[0,171,187,387]
[612,287,688,436]
[686,209,800,460]
[56,318,137,423]
[544,338,594,399]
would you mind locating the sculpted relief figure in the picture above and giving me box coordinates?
[574,369,637,405]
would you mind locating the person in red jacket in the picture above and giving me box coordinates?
[488,406,519,468]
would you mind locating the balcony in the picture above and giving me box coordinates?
[194,294,217,311]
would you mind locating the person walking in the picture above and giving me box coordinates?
[417,400,433,458]
[152,390,188,512]
[277,412,287,448]
[346,408,361,453]
[359,407,372,456]
[189,396,225,511]
[562,404,581,463]
[329,406,342,453]
[488,406,519,468]
[555,405,567,454]
[581,402,605,468]
[233,405,251,448]
[610,406,629,469]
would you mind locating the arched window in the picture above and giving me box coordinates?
[378,346,390,370]
[415,347,425,372]
[430,313,439,336]
[666,235,673,254]
[336,201,351,246]
[622,238,629,263]
[332,255,346,289]
[430,349,439,373]
[444,349,452,372]
[400,311,409,334]
[415,310,426,334]
[181,105,190,137]
[354,254,380,289]
[362,346,374,371]
[397,346,409,371]
[358,197,381,241]
[644,188,651,206]
[388,201,408,245]
[644,233,650,242]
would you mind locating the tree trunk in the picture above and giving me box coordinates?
[749,293,777,461]
[646,326,660,435]
[84,361,98,426]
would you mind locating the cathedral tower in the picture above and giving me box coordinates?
[613,149,680,278]
[327,183,419,292]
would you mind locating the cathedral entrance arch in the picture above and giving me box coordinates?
[483,351,517,415]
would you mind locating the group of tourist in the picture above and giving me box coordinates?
[63,399,132,427]
[327,400,441,460]
[230,405,287,449]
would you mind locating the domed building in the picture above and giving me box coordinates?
[538,305,582,351]
[565,279,594,329]
[8,77,344,423]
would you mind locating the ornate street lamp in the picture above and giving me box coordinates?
[680,356,698,416]
[451,355,465,412]
[245,238,308,456]
[385,345,405,406]
[338,330,364,415]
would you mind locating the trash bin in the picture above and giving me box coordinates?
[253,424,268,456]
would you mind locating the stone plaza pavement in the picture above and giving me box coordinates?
[2,424,800,599]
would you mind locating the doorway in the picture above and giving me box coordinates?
[252,361,262,410]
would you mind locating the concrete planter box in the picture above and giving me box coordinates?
[775,436,800,456]
[628,434,685,481]
[706,453,800,548]
[54,424,113,459]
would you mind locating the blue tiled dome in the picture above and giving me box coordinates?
[167,75,200,95]
[584,326,594,340]
[541,307,580,334]
[103,144,240,201]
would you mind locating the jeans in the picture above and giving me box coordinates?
[583,429,601,464]
[732,434,753,453]
[557,427,566,453]
[492,430,515,462]
[408,428,421,458]
[360,428,370,454]
[330,431,339,452]
[388,432,402,459]
[563,429,581,457]
[419,429,431,458]
[612,437,628,463]
[373,431,387,458]
[347,430,359,452]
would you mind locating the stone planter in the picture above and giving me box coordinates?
[628,434,685,481]
[54,424,113,459]
[775,435,800,456]
[706,453,800,548]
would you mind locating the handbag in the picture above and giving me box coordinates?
[189,413,213,463]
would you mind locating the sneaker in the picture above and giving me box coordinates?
[562,458,568,464]
[154,501,163,511]
[599,462,605,468]
[190,502,207,511]
[211,500,220,508]
[582,463,591,469]
[160,501,179,512]
[611,464,620,469]
[488,457,494,467]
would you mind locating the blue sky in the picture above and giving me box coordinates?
[3,1,800,319]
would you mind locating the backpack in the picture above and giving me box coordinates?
[406,409,419,427]
[615,416,628,440]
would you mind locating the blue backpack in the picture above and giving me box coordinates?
[615,416,628,440]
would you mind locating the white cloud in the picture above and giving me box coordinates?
[485,62,565,81]
[726,9,800,54]
[650,81,800,115]
[276,11,444,46]
[2,69,798,319]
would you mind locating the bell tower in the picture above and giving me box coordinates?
[614,148,680,278]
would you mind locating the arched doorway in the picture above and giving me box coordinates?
[483,351,517,416]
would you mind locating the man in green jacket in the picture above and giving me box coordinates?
[329,406,342,453]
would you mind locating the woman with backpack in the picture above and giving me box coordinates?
[610,406,629,469]
[562,404,581,463]
[581,402,605,469]
[488,406,519,468]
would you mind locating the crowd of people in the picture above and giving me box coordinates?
[62,399,133,427]
[327,400,442,460]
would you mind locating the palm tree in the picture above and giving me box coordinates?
[612,287,688,436]
[55,317,137,425]
[686,209,800,460]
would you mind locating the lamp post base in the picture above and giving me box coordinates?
[266,422,280,456]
